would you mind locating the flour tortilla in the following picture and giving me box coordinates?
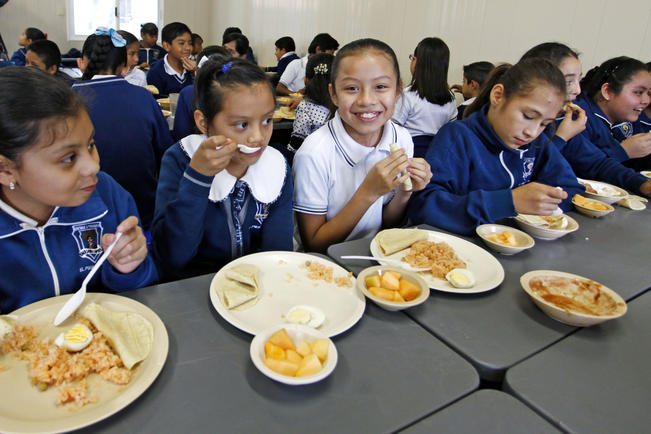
[216,278,259,310]
[224,264,260,288]
[81,303,153,369]
[376,229,428,256]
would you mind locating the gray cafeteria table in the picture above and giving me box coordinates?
[504,290,651,433]
[327,206,651,382]
[79,272,479,433]
[402,389,559,433]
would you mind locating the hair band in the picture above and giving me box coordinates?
[94,27,126,48]
[221,61,233,74]
[314,63,328,75]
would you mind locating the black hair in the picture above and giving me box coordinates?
[222,27,242,44]
[304,53,335,113]
[308,33,339,55]
[463,61,495,87]
[223,33,249,57]
[275,36,295,53]
[26,39,61,70]
[520,42,579,68]
[194,58,275,128]
[116,30,138,46]
[464,58,566,119]
[410,37,454,105]
[80,34,127,80]
[330,38,400,91]
[25,27,46,42]
[161,22,192,44]
[0,67,86,162]
[196,45,230,66]
[580,56,647,100]
[192,33,203,44]
[140,23,158,36]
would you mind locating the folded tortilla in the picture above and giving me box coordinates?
[217,278,258,309]
[376,229,428,256]
[224,264,260,288]
[81,303,153,370]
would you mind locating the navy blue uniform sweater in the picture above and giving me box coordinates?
[146,57,193,97]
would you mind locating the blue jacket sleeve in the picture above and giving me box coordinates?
[259,165,294,251]
[146,64,167,97]
[172,86,195,141]
[407,127,517,235]
[151,146,213,270]
[530,140,584,212]
[583,116,629,163]
[10,49,26,66]
[148,95,174,165]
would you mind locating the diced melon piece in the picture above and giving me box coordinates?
[264,341,286,360]
[399,279,422,301]
[381,272,400,291]
[296,340,312,357]
[285,349,303,364]
[392,291,406,302]
[311,338,329,362]
[268,328,295,350]
[385,270,402,280]
[369,286,396,301]
[365,275,382,288]
[264,357,299,376]
[296,353,322,377]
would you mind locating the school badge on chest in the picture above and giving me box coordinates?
[71,222,104,263]
[251,202,270,229]
[521,157,536,184]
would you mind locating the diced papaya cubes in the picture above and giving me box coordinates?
[265,341,286,360]
[263,329,329,378]
[381,272,400,291]
[264,358,299,376]
[296,354,322,377]
[268,328,295,350]
[399,279,422,301]
[365,271,422,303]
[365,275,381,288]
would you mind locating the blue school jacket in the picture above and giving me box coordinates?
[138,43,166,65]
[146,57,193,97]
[172,84,195,141]
[72,76,173,229]
[151,136,294,280]
[634,111,651,134]
[408,107,584,235]
[0,172,157,313]
[9,48,26,66]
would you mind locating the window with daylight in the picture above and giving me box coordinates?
[66,0,162,41]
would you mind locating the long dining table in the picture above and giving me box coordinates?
[327,205,651,383]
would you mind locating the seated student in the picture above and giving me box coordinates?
[10,27,46,66]
[520,42,651,196]
[223,32,250,59]
[152,58,293,280]
[172,45,230,141]
[277,33,339,96]
[0,67,156,313]
[286,52,335,162]
[392,37,457,158]
[117,30,147,87]
[222,27,256,64]
[146,22,195,97]
[293,39,432,253]
[408,59,584,235]
[73,29,173,231]
[265,36,300,85]
[632,62,651,134]
[25,39,75,86]
[191,33,203,60]
[454,61,494,120]
[575,57,651,171]
[138,22,166,67]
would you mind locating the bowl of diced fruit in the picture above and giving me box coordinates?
[357,266,429,311]
[475,224,535,255]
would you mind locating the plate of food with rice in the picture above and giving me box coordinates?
[0,293,168,433]
[370,228,505,294]
[210,251,365,337]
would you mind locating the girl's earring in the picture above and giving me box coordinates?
[9,182,15,190]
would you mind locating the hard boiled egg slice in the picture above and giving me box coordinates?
[54,323,93,352]
[446,268,476,289]
[286,305,325,328]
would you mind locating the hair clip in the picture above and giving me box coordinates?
[221,61,233,74]
[314,63,328,75]
[94,27,126,48]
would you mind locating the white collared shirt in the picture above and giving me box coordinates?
[293,111,414,241]
[279,55,308,92]
[163,54,187,80]
[392,86,457,137]
[124,67,147,87]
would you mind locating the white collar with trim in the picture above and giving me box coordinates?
[163,54,187,79]
[329,111,397,166]
[179,134,287,204]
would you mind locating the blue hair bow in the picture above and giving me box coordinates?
[94,27,126,48]
[221,61,233,74]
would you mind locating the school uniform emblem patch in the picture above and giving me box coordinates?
[521,157,536,184]
[71,222,104,263]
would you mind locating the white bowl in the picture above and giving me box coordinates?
[572,196,615,218]
[520,270,627,327]
[356,266,429,311]
[514,214,579,240]
[475,224,534,255]
[250,324,337,385]
[578,178,628,205]
[641,171,651,179]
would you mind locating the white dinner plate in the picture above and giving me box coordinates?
[0,293,168,434]
[210,251,365,337]
[370,229,505,294]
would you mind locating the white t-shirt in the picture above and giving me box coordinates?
[392,86,457,136]
[124,67,147,87]
[279,55,308,93]
[293,111,414,241]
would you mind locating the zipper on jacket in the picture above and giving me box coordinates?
[36,226,61,297]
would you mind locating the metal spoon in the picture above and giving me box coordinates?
[339,255,431,272]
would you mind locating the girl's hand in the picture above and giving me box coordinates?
[450,84,463,94]
[640,180,651,196]
[189,136,237,177]
[406,158,432,191]
[512,183,567,215]
[181,57,197,72]
[621,133,651,159]
[555,104,587,141]
[360,149,409,199]
[288,95,303,111]
[102,217,148,274]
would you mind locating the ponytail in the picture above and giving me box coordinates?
[464,64,510,118]
[580,56,647,100]
[81,34,127,80]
